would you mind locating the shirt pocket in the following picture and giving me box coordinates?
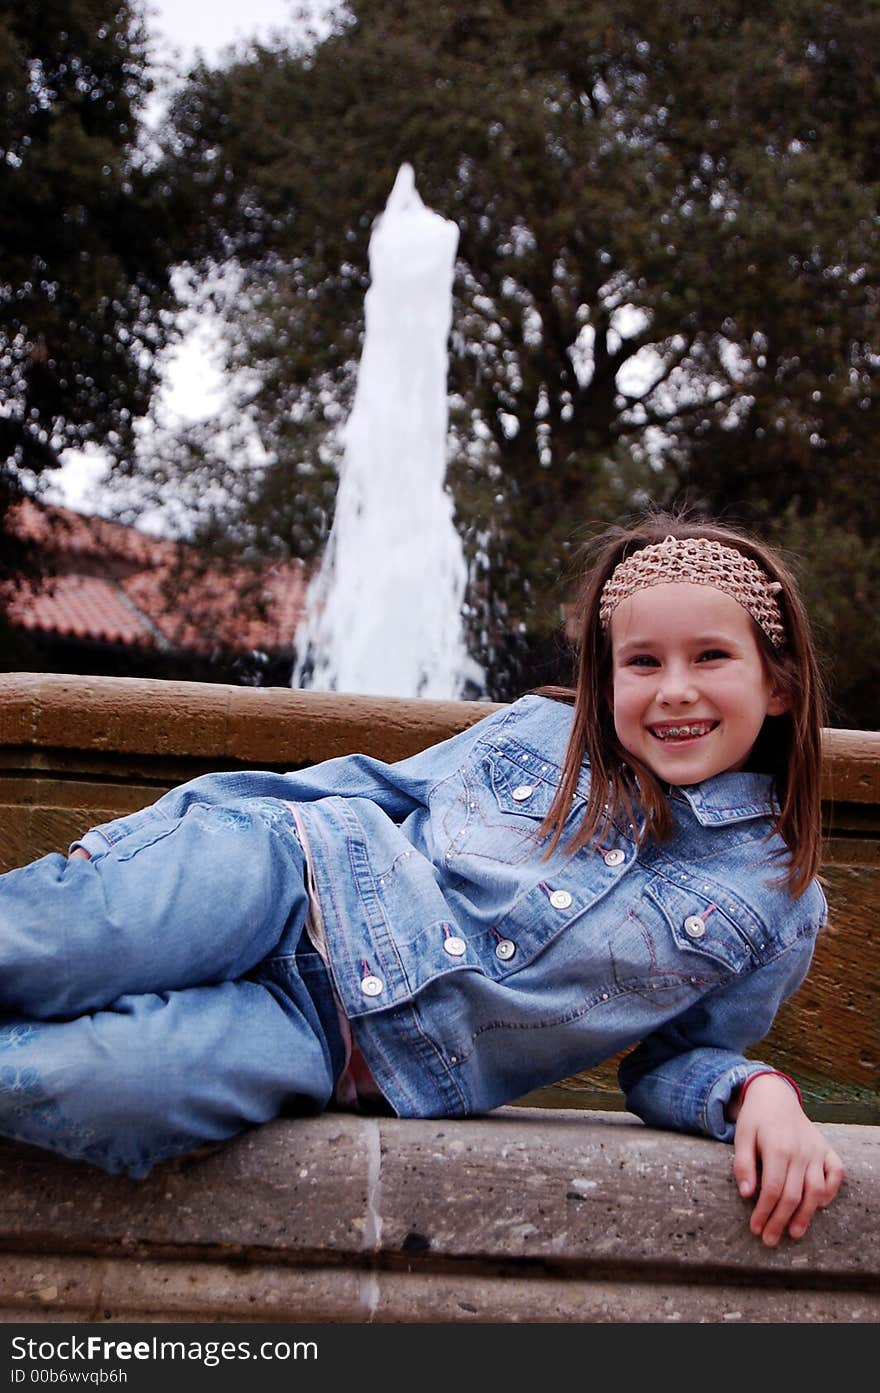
[440,746,582,868]
[637,875,754,982]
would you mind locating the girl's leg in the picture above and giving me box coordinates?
[0,935,341,1177]
[0,799,308,1018]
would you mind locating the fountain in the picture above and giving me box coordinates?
[291,164,481,699]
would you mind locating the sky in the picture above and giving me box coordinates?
[148,0,303,65]
[47,0,320,516]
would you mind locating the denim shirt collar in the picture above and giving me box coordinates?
[673,770,778,826]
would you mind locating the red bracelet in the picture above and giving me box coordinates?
[739,1069,803,1109]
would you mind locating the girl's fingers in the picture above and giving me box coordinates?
[787,1150,845,1239]
[746,1153,784,1235]
[744,1147,844,1245]
[786,1157,828,1239]
[751,1159,807,1247]
[732,1125,758,1199]
[822,1149,846,1205]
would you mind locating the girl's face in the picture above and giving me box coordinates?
[609,582,787,786]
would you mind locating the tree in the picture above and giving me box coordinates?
[0,0,186,535]
[152,0,878,720]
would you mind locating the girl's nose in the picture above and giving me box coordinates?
[657,665,698,706]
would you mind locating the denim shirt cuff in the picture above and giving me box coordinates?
[703,1059,777,1141]
[69,828,116,859]
[69,807,166,859]
[624,1049,781,1142]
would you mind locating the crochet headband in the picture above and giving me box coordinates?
[598,535,787,649]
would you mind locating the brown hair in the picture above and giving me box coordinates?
[538,511,826,898]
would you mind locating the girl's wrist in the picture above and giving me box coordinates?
[738,1069,803,1109]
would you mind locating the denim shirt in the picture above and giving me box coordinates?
[76,695,827,1142]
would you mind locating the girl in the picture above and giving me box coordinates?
[0,514,844,1248]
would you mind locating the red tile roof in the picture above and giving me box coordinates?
[9,497,177,570]
[7,572,157,647]
[122,559,307,654]
[3,499,307,656]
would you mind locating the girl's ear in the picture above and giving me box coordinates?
[766,679,790,717]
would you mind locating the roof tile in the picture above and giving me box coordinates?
[4,499,307,656]
[6,573,156,647]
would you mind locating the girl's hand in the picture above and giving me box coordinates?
[730,1073,844,1246]
[68,848,90,860]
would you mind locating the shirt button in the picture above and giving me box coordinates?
[512,784,535,802]
[603,849,625,867]
[443,936,467,957]
[495,939,516,961]
[361,974,385,996]
[549,889,573,910]
[683,915,706,939]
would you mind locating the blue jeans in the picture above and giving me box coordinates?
[0,799,343,1177]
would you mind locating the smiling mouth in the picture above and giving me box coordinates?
[649,722,718,741]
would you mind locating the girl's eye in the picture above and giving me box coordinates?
[697,649,730,662]
[627,654,659,668]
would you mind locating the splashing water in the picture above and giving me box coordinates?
[291,164,481,699]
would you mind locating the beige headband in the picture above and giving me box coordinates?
[599,535,786,649]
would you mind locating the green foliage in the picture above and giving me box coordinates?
[765,509,880,731]
[0,0,185,488]
[149,2,877,722]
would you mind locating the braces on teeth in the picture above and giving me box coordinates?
[654,724,712,738]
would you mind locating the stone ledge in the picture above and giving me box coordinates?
[0,672,501,769]
[1,673,878,800]
[1,1110,877,1324]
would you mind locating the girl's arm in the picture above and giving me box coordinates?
[726,1072,844,1246]
[69,704,511,858]
[618,931,845,1242]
